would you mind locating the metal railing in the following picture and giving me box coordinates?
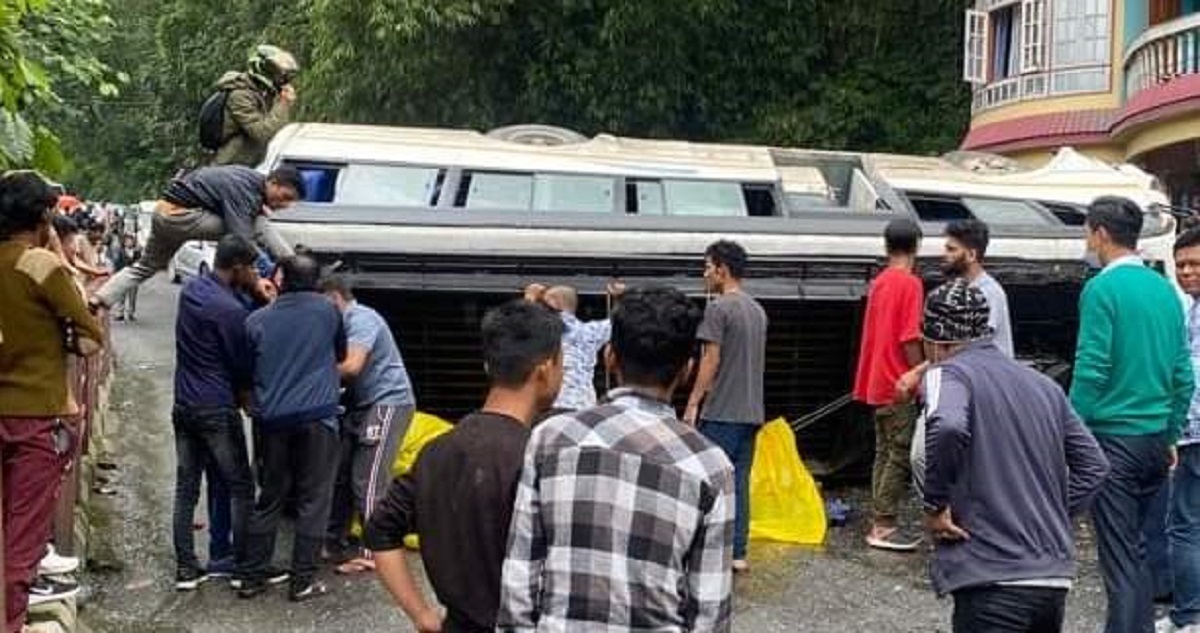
[971,66,1109,113]
[1125,13,1200,100]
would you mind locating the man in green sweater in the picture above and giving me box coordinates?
[1070,195,1194,633]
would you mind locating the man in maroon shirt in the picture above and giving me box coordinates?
[854,218,925,552]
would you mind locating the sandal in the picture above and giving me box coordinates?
[334,557,376,575]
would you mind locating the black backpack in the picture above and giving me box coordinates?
[198,90,230,151]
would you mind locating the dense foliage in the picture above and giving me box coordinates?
[28,0,970,199]
[0,0,123,173]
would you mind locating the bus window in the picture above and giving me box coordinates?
[285,163,340,203]
[533,174,615,213]
[962,197,1056,226]
[336,165,443,206]
[907,193,973,222]
[456,171,534,210]
[627,179,664,215]
[663,180,747,217]
[742,184,777,217]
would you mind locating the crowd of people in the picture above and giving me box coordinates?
[4,40,1200,633]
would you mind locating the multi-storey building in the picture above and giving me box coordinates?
[962,0,1200,207]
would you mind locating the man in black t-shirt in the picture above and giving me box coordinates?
[364,300,563,633]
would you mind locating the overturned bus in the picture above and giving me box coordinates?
[259,123,1178,476]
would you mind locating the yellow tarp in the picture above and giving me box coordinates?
[749,418,827,545]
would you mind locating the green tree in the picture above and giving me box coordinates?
[0,0,122,174]
[50,0,971,199]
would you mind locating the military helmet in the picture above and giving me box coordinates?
[247,45,298,88]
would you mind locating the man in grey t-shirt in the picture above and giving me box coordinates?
[685,240,768,571]
[320,275,416,573]
[942,220,1013,358]
[910,219,1017,495]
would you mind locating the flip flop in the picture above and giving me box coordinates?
[335,558,376,575]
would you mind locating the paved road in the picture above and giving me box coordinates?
[78,278,1109,632]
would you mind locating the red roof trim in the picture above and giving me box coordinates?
[963,74,1200,153]
[962,109,1118,151]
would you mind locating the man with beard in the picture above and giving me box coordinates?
[941,220,1013,358]
[907,220,1016,494]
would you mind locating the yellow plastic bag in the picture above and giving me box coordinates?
[350,411,455,545]
[749,418,827,545]
[392,411,454,477]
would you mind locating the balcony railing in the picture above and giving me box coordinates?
[971,66,1109,113]
[1125,13,1200,100]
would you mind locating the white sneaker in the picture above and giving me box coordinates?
[37,545,79,576]
[27,576,79,606]
[1157,617,1200,633]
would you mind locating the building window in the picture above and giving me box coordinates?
[1052,0,1110,68]
[964,10,990,83]
[1150,0,1182,26]
[1021,0,1046,71]
[992,4,1023,79]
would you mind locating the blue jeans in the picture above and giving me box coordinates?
[1144,474,1173,601]
[171,406,253,571]
[1171,444,1200,627]
[1092,432,1171,633]
[699,420,759,560]
[952,586,1067,632]
[206,461,232,562]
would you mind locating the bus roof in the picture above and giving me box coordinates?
[266,123,780,181]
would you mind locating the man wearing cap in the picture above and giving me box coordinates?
[922,279,1109,632]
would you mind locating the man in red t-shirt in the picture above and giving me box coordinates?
[854,218,925,552]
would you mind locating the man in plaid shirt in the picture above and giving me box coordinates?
[498,285,736,632]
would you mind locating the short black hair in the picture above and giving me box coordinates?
[0,170,57,238]
[52,215,79,238]
[279,254,321,293]
[705,240,748,279]
[611,285,702,388]
[885,218,922,255]
[1087,196,1143,250]
[317,274,354,300]
[944,219,990,260]
[480,300,563,388]
[268,165,306,200]
[1176,226,1200,253]
[214,235,259,270]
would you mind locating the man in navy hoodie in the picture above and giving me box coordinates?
[921,278,1109,632]
[240,254,346,602]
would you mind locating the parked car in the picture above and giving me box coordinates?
[168,240,216,283]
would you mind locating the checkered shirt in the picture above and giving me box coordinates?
[497,388,735,632]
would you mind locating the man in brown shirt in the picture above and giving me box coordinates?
[0,170,103,633]
[364,300,563,632]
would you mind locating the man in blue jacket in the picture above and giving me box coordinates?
[240,254,346,602]
[921,279,1110,632]
[170,235,260,591]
